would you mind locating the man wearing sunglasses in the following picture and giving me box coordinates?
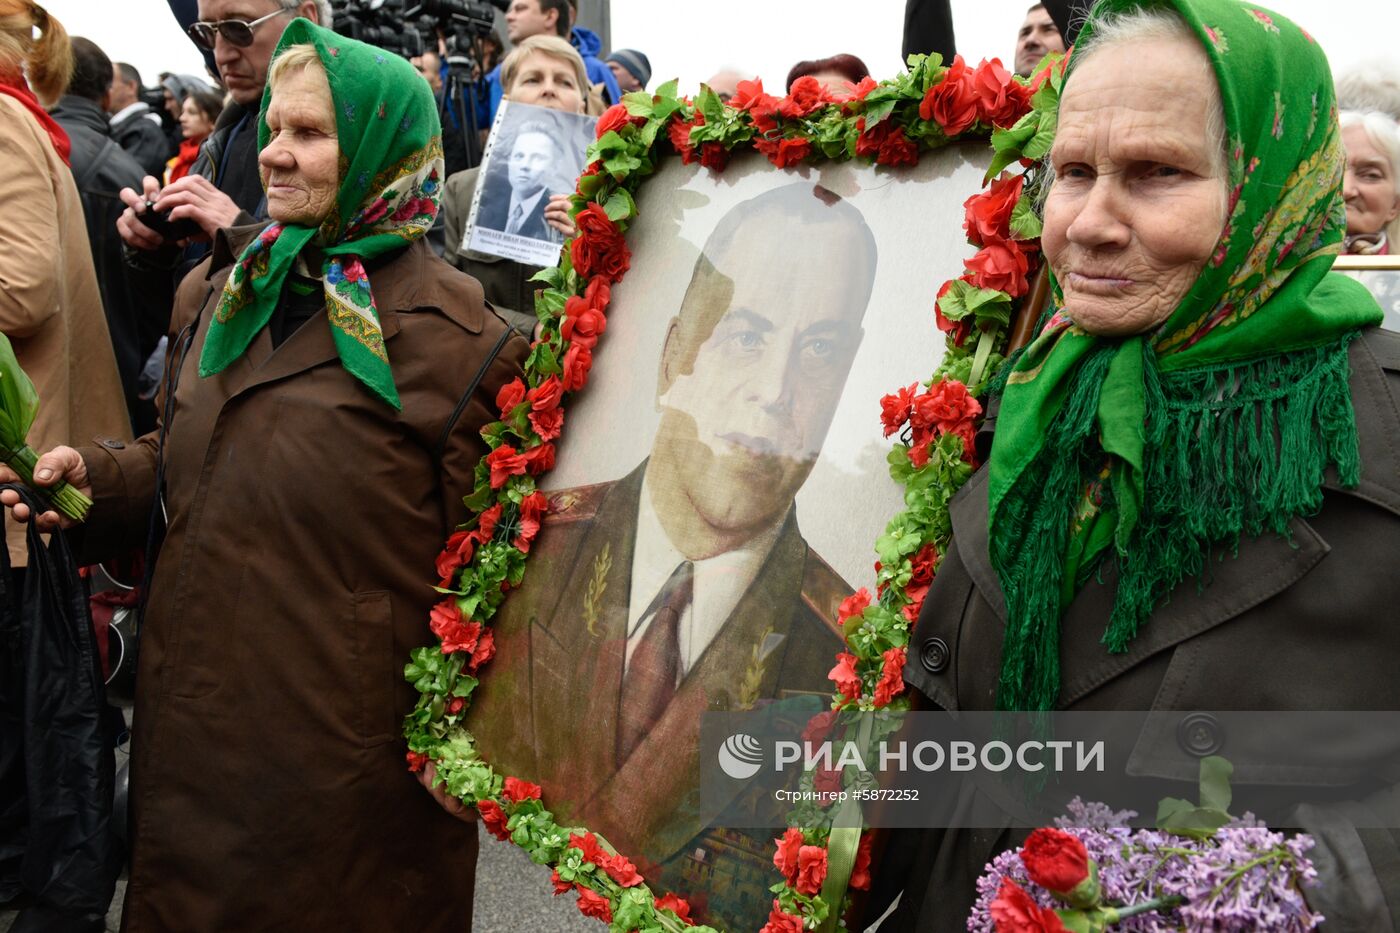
[115,0,330,324]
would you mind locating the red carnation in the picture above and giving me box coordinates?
[496,377,526,415]
[964,239,1031,298]
[755,135,812,168]
[485,444,527,489]
[814,763,843,796]
[575,887,612,923]
[475,503,502,544]
[669,113,701,163]
[989,878,1069,932]
[850,832,875,891]
[772,827,804,884]
[595,102,643,138]
[935,278,974,348]
[654,893,691,921]
[829,651,862,704]
[699,141,730,172]
[527,375,563,412]
[874,646,907,707]
[478,799,511,840]
[429,599,463,638]
[550,870,572,895]
[837,75,879,104]
[881,381,920,437]
[919,54,979,135]
[570,203,630,283]
[502,776,541,804]
[837,587,872,625]
[912,379,982,436]
[730,78,781,133]
[561,343,593,391]
[522,442,555,475]
[778,75,830,119]
[972,57,1033,128]
[561,295,607,349]
[855,117,918,166]
[760,902,805,933]
[466,627,495,672]
[528,406,564,441]
[445,696,465,716]
[439,618,482,656]
[964,173,1025,247]
[514,491,548,552]
[568,831,605,864]
[435,547,465,588]
[405,750,428,773]
[801,708,839,746]
[795,844,828,896]
[599,852,644,888]
[1021,828,1091,894]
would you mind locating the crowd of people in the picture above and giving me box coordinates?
[0,0,1398,930]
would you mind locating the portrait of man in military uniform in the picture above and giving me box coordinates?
[468,182,879,929]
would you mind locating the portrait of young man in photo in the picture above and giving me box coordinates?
[467,182,879,929]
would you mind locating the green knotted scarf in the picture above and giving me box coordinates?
[198,18,445,409]
[988,0,1384,711]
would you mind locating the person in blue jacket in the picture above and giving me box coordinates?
[484,0,617,124]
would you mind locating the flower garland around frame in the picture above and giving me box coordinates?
[403,51,1068,933]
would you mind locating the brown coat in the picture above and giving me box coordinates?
[75,225,529,932]
[0,94,130,565]
[871,328,1400,932]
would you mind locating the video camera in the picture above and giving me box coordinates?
[330,0,505,60]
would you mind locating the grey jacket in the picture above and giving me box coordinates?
[872,327,1400,932]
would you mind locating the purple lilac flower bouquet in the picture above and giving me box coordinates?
[968,759,1323,932]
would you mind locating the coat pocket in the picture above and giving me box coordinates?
[353,591,396,748]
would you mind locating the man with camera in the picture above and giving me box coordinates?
[115,0,331,311]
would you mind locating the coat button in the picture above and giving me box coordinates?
[1176,713,1224,757]
[98,437,125,450]
[919,637,950,674]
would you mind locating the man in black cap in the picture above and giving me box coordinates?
[606,48,650,94]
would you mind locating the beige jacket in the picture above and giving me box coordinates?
[0,94,130,565]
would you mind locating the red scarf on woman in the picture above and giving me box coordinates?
[167,134,205,183]
[0,69,70,165]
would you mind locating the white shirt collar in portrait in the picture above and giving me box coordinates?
[624,470,786,681]
[504,186,547,236]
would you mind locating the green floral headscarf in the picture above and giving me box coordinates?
[988,0,1384,711]
[198,18,444,409]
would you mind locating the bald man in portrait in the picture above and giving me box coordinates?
[468,183,879,928]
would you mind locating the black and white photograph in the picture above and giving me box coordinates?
[464,100,597,268]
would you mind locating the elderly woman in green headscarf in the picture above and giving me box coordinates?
[2,19,527,931]
[870,0,1400,929]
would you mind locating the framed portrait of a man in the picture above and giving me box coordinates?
[1334,255,1400,332]
[465,145,990,929]
[465,100,597,266]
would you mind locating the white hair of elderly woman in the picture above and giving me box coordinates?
[1340,109,1400,245]
[1337,65,1400,123]
[1068,6,1228,181]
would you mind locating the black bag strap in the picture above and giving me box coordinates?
[433,325,515,462]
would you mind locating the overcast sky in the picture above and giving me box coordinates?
[42,0,1396,99]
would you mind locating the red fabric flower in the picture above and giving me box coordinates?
[772,827,804,884]
[755,135,812,168]
[561,295,608,349]
[855,117,918,166]
[913,380,982,437]
[653,893,691,921]
[836,75,879,104]
[435,547,465,588]
[730,78,781,133]
[475,503,502,543]
[575,887,613,923]
[405,750,428,773]
[1021,828,1091,894]
[562,344,593,391]
[699,141,730,172]
[989,878,1068,932]
[502,776,541,804]
[550,870,572,895]
[873,646,907,707]
[849,832,874,891]
[514,491,549,552]
[935,278,974,348]
[909,442,932,469]
[760,902,805,933]
[439,618,482,656]
[522,442,555,475]
[919,55,979,135]
[778,75,830,119]
[909,543,939,587]
[485,444,527,489]
[595,102,643,138]
[528,407,564,442]
[964,173,1026,247]
[495,377,526,415]
[837,587,872,625]
[813,763,843,796]
[668,113,701,163]
[569,831,605,864]
[795,844,829,896]
[526,375,564,412]
[972,57,1033,128]
[478,799,510,840]
[964,239,1031,297]
[829,651,862,703]
[429,598,464,638]
[444,696,465,715]
[570,203,630,283]
[599,852,644,887]
[881,382,920,437]
[466,627,495,672]
[801,708,839,746]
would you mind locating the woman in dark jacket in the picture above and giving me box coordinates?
[870,0,1400,929]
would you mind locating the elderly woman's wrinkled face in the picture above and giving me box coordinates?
[1044,36,1227,337]
[1342,123,1400,237]
[507,50,584,115]
[259,65,340,226]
